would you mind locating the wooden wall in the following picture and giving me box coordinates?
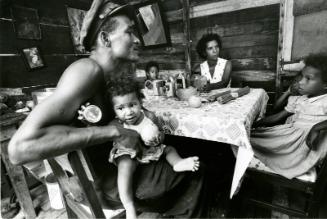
[136,2,280,109]
[191,4,279,100]
[291,1,327,60]
[1,0,280,107]
[135,0,185,73]
[0,0,91,87]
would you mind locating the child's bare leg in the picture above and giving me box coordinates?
[164,146,200,172]
[116,155,138,219]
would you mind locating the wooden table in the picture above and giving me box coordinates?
[0,113,37,219]
[143,88,269,198]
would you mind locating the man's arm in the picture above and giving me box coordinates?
[8,59,120,165]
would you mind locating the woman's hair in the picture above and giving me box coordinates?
[145,61,159,73]
[196,33,222,59]
[106,75,144,103]
[304,53,327,82]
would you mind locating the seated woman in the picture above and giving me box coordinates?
[192,33,232,91]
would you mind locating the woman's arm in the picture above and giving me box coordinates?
[253,109,292,128]
[205,60,232,91]
[306,120,327,150]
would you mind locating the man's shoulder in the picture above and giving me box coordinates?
[59,58,103,86]
[68,58,103,77]
[55,58,105,101]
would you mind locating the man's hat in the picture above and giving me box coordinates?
[80,0,135,51]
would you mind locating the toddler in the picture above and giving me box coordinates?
[106,77,199,219]
[145,61,159,81]
[251,53,327,179]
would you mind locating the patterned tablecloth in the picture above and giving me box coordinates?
[143,88,269,198]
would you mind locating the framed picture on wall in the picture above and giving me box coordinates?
[134,0,171,49]
[66,7,87,54]
[11,6,41,40]
[21,47,45,70]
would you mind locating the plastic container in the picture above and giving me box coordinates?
[45,173,64,210]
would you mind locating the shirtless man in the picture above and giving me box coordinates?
[8,1,207,218]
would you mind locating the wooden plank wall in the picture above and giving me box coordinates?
[135,0,185,74]
[137,2,280,109]
[0,0,91,87]
[1,0,280,110]
[190,4,280,99]
[291,1,327,60]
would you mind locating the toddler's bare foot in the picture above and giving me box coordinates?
[173,156,200,172]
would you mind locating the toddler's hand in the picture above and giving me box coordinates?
[77,102,90,121]
[306,126,320,150]
[77,102,102,125]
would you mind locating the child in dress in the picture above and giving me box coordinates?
[145,61,160,81]
[106,77,200,218]
[251,53,327,179]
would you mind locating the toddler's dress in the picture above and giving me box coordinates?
[251,94,327,178]
[109,112,166,164]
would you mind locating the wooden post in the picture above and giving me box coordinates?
[276,0,285,98]
[181,0,191,84]
[282,0,294,62]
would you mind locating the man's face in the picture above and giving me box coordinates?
[109,15,140,62]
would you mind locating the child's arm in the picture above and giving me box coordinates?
[253,109,292,128]
[306,120,327,150]
[273,80,300,112]
[143,109,165,145]
[273,89,292,112]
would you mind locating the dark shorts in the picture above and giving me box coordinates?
[93,158,208,218]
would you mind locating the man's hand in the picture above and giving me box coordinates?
[113,125,140,150]
[306,126,320,150]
